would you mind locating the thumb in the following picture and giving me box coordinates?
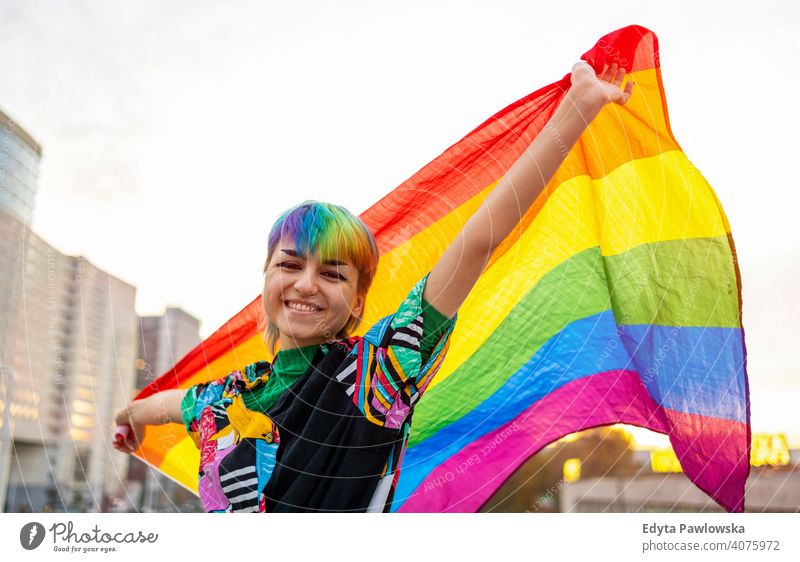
[613,81,636,105]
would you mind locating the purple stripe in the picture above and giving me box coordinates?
[398,370,747,513]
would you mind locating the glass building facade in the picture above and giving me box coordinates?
[0,108,41,226]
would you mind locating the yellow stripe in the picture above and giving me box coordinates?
[160,436,201,492]
[592,149,729,255]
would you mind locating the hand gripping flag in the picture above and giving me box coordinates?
[133,25,749,513]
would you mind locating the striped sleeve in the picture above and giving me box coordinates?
[355,272,458,428]
[180,373,234,448]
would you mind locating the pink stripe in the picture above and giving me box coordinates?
[662,409,748,512]
[399,370,748,513]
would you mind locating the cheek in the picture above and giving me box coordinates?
[264,269,286,292]
[263,276,283,307]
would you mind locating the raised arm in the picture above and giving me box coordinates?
[423,61,634,317]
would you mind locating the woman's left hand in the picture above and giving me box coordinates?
[569,60,635,113]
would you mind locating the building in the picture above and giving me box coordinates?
[136,307,202,391]
[0,107,42,396]
[1,106,44,511]
[125,307,203,512]
[2,236,138,512]
[560,464,800,513]
[0,107,40,226]
[1,107,138,512]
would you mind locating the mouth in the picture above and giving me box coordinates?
[284,300,324,314]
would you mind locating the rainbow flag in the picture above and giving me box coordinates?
[134,25,749,513]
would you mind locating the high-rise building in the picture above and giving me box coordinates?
[0,107,40,227]
[1,107,138,512]
[0,107,43,512]
[1,108,42,385]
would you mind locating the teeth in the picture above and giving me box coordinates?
[287,301,320,312]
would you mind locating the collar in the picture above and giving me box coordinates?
[273,343,322,375]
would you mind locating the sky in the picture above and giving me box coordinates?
[1,0,798,446]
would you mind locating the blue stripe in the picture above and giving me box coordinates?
[195,379,227,419]
[256,440,278,493]
[364,315,392,346]
[357,343,371,415]
[619,323,746,420]
[393,310,745,509]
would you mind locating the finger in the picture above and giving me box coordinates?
[613,66,626,86]
[623,80,635,99]
[617,81,635,105]
[601,62,617,82]
[112,433,131,452]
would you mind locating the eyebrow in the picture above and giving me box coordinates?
[280,249,350,267]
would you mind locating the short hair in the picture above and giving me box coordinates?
[259,200,380,354]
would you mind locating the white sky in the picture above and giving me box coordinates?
[1,0,798,445]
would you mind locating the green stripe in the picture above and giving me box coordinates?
[605,236,739,328]
[410,235,738,446]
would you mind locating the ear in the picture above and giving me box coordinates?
[352,293,365,318]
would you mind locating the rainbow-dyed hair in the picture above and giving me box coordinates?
[260,200,379,353]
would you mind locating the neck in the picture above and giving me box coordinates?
[278,336,326,352]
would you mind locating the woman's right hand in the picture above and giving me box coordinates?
[112,402,146,453]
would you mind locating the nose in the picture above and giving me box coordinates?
[294,267,319,295]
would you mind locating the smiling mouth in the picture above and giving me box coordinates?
[285,300,324,313]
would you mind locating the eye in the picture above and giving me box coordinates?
[277,261,301,270]
[323,270,346,281]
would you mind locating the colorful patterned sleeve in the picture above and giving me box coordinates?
[356,272,458,428]
[180,373,234,448]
